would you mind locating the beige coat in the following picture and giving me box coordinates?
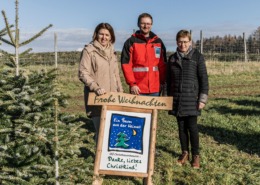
[79,41,123,116]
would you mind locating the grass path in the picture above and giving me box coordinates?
[56,62,260,184]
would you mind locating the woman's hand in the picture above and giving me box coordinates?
[96,88,106,95]
[198,102,206,110]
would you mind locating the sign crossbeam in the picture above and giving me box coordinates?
[88,92,172,110]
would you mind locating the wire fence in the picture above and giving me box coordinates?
[192,31,260,62]
[1,30,260,69]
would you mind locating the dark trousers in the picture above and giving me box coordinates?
[177,116,199,155]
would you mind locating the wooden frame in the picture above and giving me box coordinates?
[89,93,172,185]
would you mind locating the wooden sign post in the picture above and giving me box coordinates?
[88,92,172,185]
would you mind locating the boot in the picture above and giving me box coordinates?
[191,155,200,169]
[177,151,189,166]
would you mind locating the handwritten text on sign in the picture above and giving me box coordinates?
[88,92,173,110]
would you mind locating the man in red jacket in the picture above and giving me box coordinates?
[121,13,167,96]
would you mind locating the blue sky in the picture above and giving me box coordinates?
[1,0,259,52]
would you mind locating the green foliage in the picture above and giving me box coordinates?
[0,1,91,184]
[2,59,259,184]
[57,62,260,185]
[0,64,91,184]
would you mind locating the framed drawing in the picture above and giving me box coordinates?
[88,92,173,184]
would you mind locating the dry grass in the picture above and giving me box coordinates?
[13,61,260,184]
[206,61,260,75]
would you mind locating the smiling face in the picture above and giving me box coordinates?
[138,17,153,37]
[97,28,111,47]
[177,36,191,53]
[176,30,192,53]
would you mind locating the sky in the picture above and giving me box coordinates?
[0,0,260,52]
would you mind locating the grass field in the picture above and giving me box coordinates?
[36,61,260,184]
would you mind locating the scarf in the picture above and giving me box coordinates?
[93,40,114,61]
[177,46,193,58]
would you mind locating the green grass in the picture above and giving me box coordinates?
[27,62,260,184]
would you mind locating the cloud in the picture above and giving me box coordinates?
[1,23,257,53]
[1,28,93,53]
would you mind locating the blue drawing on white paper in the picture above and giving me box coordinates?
[108,113,145,154]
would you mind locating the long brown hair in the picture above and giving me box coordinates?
[92,23,116,43]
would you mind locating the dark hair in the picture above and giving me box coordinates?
[137,13,153,27]
[176,30,191,41]
[92,23,116,44]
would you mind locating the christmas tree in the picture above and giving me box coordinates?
[115,132,129,148]
[0,1,92,184]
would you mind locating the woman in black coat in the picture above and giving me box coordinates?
[167,30,209,169]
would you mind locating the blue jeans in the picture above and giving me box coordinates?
[140,92,160,96]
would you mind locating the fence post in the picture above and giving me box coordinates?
[190,30,192,47]
[243,32,248,62]
[200,30,203,54]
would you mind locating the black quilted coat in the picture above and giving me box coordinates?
[167,49,209,116]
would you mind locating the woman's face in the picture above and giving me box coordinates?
[177,36,191,53]
[97,28,111,47]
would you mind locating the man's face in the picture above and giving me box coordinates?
[177,36,191,53]
[139,17,152,37]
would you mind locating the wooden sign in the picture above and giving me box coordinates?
[88,92,173,110]
[89,93,173,185]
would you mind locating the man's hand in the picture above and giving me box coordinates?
[130,85,141,95]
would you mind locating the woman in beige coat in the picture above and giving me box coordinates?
[79,23,123,143]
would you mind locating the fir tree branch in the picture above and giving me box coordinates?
[0,26,14,46]
[0,37,15,46]
[1,10,15,46]
[15,0,19,46]
[0,49,16,67]
[0,49,13,58]
[20,24,53,46]
[0,25,14,36]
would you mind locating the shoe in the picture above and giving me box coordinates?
[177,151,189,166]
[191,155,200,169]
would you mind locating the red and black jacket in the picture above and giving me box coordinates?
[121,31,167,94]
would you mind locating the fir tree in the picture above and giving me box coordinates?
[115,132,129,148]
[0,0,52,76]
[0,1,92,184]
[0,63,92,184]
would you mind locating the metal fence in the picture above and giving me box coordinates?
[192,31,260,62]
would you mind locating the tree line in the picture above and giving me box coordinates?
[194,27,260,54]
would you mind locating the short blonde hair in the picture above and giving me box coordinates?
[176,30,191,41]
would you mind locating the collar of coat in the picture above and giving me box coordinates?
[85,40,115,61]
[132,30,158,42]
[176,46,194,60]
